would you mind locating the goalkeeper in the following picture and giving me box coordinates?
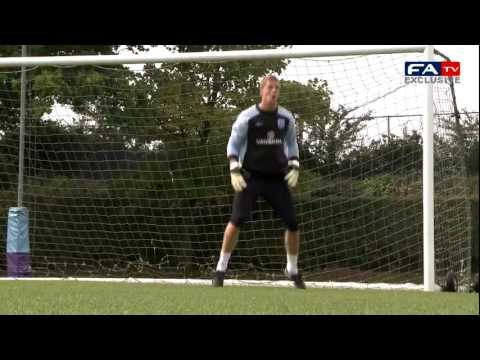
[213,75,305,289]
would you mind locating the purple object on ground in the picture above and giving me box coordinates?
[7,253,32,277]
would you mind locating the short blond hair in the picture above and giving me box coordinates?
[260,74,280,90]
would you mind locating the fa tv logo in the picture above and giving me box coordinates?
[405,61,461,77]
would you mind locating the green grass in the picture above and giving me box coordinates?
[0,281,477,315]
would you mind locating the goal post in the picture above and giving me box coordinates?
[0,46,472,291]
[423,45,435,291]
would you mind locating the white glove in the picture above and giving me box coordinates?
[285,159,299,188]
[230,160,247,192]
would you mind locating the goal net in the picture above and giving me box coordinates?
[0,46,472,289]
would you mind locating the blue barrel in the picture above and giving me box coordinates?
[6,207,32,277]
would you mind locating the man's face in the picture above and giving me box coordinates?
[260,79,280,104]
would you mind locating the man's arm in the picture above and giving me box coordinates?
[285,114,300,188]
[285,115,299,161]
[227,113,249,162]
[227,113,249,192]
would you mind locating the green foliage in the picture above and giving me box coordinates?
[163,45,291,111]
[472,199,479,273]
[280,78,371,174]
[0,45,149,139]
[342,132,423,178]
[462,111,479,175]
[359,175,396,196]
[0,152,17,190]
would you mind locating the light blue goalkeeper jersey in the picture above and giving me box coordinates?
[227,104,299,176]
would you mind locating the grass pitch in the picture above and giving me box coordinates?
[0,280,477,315]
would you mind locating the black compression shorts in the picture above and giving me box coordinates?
[230,174,298,231]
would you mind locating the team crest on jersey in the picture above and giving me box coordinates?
[277,118,285,130]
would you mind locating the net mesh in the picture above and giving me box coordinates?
[0,50,472,286]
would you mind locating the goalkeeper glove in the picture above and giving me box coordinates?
[285,159,299,188]
[230,160,247,192]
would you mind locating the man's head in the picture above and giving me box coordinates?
[259,75,280,110]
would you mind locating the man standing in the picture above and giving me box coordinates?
[213,74,305,289]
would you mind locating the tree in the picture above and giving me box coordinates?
[280,78,370,175]
[0,45,150,135]
[0,45,151,187]
[161,45,292,144]
[461,111,479,175]
[343,131,423,178]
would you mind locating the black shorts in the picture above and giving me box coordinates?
[230,174,298,231]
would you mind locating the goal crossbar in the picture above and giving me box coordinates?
[0,46,427,68]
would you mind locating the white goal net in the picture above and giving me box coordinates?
[0,46,472,289]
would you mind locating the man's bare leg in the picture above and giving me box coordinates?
[284,230,306,288]
[216,222,240,272]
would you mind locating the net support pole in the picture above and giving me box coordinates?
[7,45,32,277]
[17,45,27,207]
[423,45,435,291]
